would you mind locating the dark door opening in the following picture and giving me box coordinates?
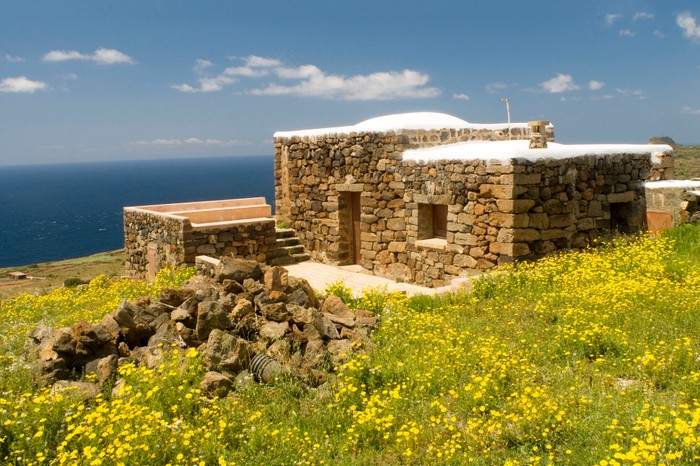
[351,192,361,264]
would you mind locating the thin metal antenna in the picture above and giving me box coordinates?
[501,97,511,140]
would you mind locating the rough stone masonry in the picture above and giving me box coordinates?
[274,113,672,287]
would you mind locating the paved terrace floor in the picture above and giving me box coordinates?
[284,261,481,297]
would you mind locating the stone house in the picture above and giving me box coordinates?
[273,112,673,287]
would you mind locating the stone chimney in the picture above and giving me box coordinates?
[528,120,549,149]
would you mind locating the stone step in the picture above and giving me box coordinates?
[269,252,311,266]
[280,244,305,255]
[275,228,296,239]
[270,227,309,266]
[276,236,300,247]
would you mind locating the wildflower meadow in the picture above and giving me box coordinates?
[1,226,700,465]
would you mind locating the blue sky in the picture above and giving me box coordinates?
[2,0,700,165]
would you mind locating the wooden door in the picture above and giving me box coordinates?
[351,192,361,263]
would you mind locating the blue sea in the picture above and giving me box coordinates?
[0,155,274,267]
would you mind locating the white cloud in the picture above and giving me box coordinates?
[633,12,654,21]
[605,14,623,26]
[43,50,85,62]
[244,55,282,68]
[3,54,25,63]
[681,106,700,115]
[485,82,513,94]
[0,76,47,93]
[677,13,700,43]
[92,48,134,64]
[224,66,269,77]
[540,73,580,93]
[171,74,235,93]
[42,48,134,64]
[275,64,322,80]
[251,68,440,100]
[616,87,645,99]
[193,59,213,74]
[174,55,440,100]
[591,94,615,101]
[588,80,605,90]
[654,30,665,39]
[452,93,470,101]
[130,137,251,147]
[619,29,636,37]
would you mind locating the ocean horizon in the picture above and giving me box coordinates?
[0,155,274,268]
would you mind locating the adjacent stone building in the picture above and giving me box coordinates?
[645,180,700,231]
[124,198,277,279]
[274,112,673,287]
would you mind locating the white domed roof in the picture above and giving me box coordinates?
[354,112,471,131]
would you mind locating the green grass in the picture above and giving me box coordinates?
[672,145,700,179]
[1,228,700,465]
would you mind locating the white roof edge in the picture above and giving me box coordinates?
[273,111,538,138]
[645,180,700,189]
[403,140,673,164]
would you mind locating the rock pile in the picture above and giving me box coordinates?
[26,258,379,398]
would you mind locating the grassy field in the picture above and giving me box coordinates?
[0,250,124,301]
[1,226,700,465]
[672,145,700,180]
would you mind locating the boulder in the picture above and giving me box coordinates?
[321,295,354,319]
[51,380,101,402]
[264,266,289,292]
[159,288,195,307]
[229,298,254,322]
[222,279,244,295]
[85,354,118,385]
[287,277,320,309]
[312,313,340,340]
[260,303,290,322]
[130,346,165,369]
[112,300,156,348]
[214,258,262,283]
[196,301,233,341]
[200,371,234,398]
[201,329,251,373]
[260,321,290,341]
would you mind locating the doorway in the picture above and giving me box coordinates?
[338,189,362,264]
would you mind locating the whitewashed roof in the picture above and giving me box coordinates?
[403,140,674,164]
[273,112,529,138]
[645,179,700,189]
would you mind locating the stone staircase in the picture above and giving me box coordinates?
[269,228,310,266]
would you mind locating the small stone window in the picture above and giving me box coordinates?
[432,204,448,238]
[418,203,448,240]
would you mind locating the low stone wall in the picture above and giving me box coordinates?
[124,209,190,279]
[124,208,277,279]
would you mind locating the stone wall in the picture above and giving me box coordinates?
[124,208,277,279]
[680,191,700,223]
[124,209,190,279]
[274,126,552,224]
[406,153,650,285]
[649,153,674,181]
[274,127,656,287]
